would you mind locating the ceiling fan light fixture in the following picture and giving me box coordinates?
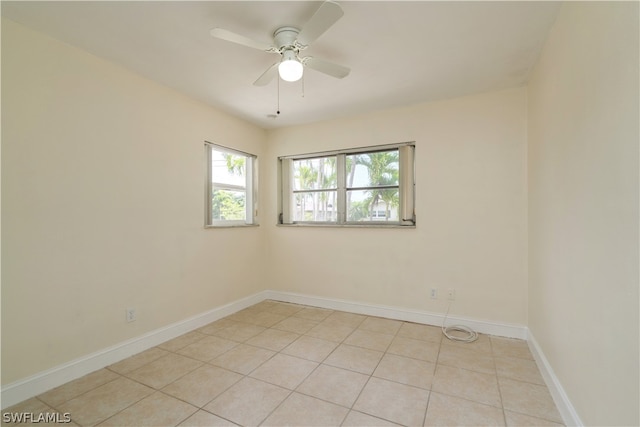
[278,50,303,82]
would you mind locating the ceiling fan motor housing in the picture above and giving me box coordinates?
[273,26,302,52]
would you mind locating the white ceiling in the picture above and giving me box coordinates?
[2,1,561,129]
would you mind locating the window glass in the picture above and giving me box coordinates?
[294,191,338,222]
[211,150,246,187]
[347,189,399,222]
[206,143,257,227]
[212,189,246,221]
[347,151,399,188]
[293,157,337,190]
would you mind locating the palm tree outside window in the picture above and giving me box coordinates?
[279,143,415,227]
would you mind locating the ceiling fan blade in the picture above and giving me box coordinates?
[253,63,279,86]
[210,28,273,52]
[297,1,344,46]
[304,57,350,79]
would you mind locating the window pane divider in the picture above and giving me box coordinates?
[212,183,247,192]
[347,185,399,191]
[292,188,337,194]
[336,154,346,223]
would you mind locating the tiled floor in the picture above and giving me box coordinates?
[3,300,564,426]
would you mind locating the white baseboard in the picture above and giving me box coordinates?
[1,289,533,410]
[527,332,583,426]
[0,291,268,409]
[264,290,528,340]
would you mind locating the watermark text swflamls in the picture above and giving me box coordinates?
[3,412,72,424]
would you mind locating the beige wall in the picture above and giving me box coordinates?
[2,18,530,389]
[527,2,639,425]
[1,19,267,384]
[265,88,528,325]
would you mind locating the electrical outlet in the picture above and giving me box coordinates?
[126,308,137,323]
[430,288,438,299]
[447,289,456,301]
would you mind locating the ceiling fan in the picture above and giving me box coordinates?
[210,1,350,86]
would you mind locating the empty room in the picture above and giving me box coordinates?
[1,1,638,426]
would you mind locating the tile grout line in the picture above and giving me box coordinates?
[490,334,509,427]
[423,327,447,426]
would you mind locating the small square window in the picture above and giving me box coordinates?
[205,142,258,227]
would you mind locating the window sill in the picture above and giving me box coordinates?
[205,224,260,229]
[276,223,415,229]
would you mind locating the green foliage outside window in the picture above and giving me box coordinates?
[212,189,245,220]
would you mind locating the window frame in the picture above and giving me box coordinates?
[205,142,258,228]
[279,142,415,227]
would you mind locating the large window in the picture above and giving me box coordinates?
[205,142,258,227]
[279,143,415,226]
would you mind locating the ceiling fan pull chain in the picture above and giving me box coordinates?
[276,73,281,115]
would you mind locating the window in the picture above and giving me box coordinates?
[291,156,338,222]
[279,143,415,226]
[205,142,258,227]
